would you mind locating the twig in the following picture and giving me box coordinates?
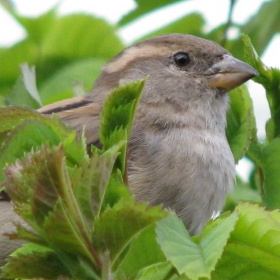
[221,0,237,47]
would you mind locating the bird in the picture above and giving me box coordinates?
[0,34,257,265]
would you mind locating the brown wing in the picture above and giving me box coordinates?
[38,96,102,147]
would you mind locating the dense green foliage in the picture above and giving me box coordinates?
[0,0,280,279]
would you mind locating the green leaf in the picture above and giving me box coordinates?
[116,225,167,279]
[72,141,126,228]
[0,8,57,91]
[213,203,280,279]
[243,33,280,141]
[43,197,96,259]
[138,13,204,42]
[225,175,261,212]
[118,0,185,26]
[36,13,123,87]
[1,5,58,46]
[0,107,88,182]
[246,141,265,170]
[4,63,42,108]
[261,138,280,209]
[242,35,280,209]
[100,79,145,146]
[0,11,124,100]
[5,221,43,245]
[5,76,40,109]
[242,34,271,84]
[156,212,238,280]
[102,169,131,209]
[240,0,280,56]
[1,243,100,279]
[39,58,106,105]
[100,79,145,176]
[1,78,146,277]
[1,243,70,279]
[0,119,61,183]
[92,199,166,268]
[227,0,280,60]
[42,14,123,61]
[3,145,102,270]
[226,85,256,163]
[135,261,174,280]
[0,40,38,91]
[0,106,43,132]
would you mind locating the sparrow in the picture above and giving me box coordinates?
[0,34,257,265]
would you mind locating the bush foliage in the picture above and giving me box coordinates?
[0,0,280,279]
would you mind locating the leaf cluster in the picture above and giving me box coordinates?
[242,34,280,210]
[0,78,168,279]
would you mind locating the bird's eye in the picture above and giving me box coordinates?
[172,52,190,68]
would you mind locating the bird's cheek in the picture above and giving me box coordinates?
[194,78,203,85]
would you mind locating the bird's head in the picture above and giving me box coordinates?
[93,34,257,128]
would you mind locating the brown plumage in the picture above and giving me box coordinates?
[0,34,257,265]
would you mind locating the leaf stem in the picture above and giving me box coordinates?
[221,0,236,47]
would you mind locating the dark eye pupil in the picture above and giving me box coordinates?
[173,52,190,67]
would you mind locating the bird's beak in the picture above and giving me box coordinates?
[205,54,258,91]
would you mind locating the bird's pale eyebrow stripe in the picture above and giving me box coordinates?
[103,45,170,74]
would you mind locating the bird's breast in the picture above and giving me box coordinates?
[128,126,235,235]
